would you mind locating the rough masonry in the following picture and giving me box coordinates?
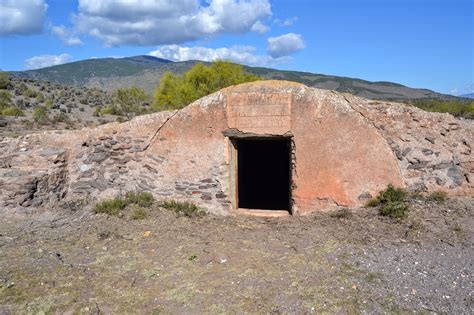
[0,81,472,216]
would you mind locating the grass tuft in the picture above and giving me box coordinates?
[93,198,127,216]
[160,200,206,218]
[125,191,154,207]
[426,191,448,203]
[92,191,155,217]
[130,204,148,220]
[330,208,352,219]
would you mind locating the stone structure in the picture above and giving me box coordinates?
[0,81,472,216]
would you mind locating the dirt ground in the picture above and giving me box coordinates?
[1,198,473,314]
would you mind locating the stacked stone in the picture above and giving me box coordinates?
[347,97,473,194]
[0,137,68,213]
[69,132,149,197]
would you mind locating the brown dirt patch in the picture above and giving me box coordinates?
[0,198,472,313]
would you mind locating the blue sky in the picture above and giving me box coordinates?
[0,0,472,95]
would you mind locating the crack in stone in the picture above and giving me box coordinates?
[142,110,180,152]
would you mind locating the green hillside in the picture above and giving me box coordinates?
[12,55,459,102]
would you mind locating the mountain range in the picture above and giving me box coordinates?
[460,93,474,99]
[12,55,461,101]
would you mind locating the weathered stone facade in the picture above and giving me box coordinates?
[0,81,472,216]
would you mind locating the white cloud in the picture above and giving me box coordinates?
[51,25,83,46]
[74,0,272,46]
[149,45,291,67]
[24,53,73,70]
[267,33,305,58]
[250,21,270,34]
[0,0,48,36]
[274,16,298,27]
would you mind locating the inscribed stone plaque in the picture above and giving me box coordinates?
[226,93,292,134]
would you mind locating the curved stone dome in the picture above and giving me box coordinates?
[0,81,472,216]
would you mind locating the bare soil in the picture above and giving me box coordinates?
[1,198,473,314]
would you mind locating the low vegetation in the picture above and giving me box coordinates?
[92,192,155,219]
[130,204,148,220]
[32,106,49,124]
[330,208,352,219]
[0,71,10,89]
[426,190,448,203]
[408,99,474,119]
[366,184,410,218]
[153,60,260,111]
[367,185,451,219]
[93,198,127,216]
[1,106,24,116]
[115,86,150,118]
[160,200,206,218]
[124,191,154,207]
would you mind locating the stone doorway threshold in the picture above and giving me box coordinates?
[234,208,290,217]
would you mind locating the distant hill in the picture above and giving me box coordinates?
[460,93,474,99]
[12,55,459,101]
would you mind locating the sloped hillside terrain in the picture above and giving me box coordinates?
[13,55,460,101]
[0,77,122,137]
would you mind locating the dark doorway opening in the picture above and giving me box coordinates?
[236,138,291,211]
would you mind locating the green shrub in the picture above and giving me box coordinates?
[24,88,38,98]
[18,83,28,93]
[52,112,69,123]
[101,106,116,115]
[153,60,260,111]
[379,201,409,219]
[0,72,10,89]
[160,200,206,218]
[32,106,49,124]
[36,92,45,103]
[44,99,53,109]
[367,184,410,218]
[93,107,102,117]
[2,106,24,116]
[0,90,12,111]
[426,191,448,203]
[130,204,148,220]
[366,184,408,207]
[92,191,154,217]
[409,99,474,119]
[125,191,154,207]
[116,87,149,118]
[93,198,127,216]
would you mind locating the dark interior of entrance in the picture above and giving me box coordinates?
[237,138,291,211]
